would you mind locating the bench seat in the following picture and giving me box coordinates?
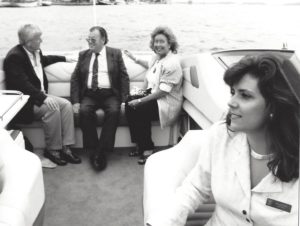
[1,53,178,149]
[16,106,160,128]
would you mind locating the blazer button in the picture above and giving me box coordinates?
[242,210,247,215]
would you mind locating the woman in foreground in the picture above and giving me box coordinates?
[148,53,299,225]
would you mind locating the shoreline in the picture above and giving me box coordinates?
[1,1,300,6]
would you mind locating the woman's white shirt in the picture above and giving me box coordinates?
[146,52,183,128]
[149,122,298,226]
[145,60,162,91]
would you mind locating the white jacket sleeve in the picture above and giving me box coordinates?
[148,124,217,226]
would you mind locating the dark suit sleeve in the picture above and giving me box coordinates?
[70,52,82,104]
[117,50,129,102]
[4,54,47,106]
[41,53,66,68]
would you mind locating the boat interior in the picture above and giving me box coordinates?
[0,49,298,226]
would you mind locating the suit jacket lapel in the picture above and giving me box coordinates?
[232,134,251,198]
[19,45,38,78]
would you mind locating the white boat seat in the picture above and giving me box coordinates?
[0,52,178,149]
[0,129,45,226]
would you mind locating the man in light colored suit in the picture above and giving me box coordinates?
[4,24,81,166]
[71,26,129,171]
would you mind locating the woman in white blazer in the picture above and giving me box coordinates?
[148,54,299,226]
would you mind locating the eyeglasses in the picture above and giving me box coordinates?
[86,38,97,43]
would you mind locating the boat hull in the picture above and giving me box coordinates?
[0,0,38,7]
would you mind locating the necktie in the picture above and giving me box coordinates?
[91,53,99,91]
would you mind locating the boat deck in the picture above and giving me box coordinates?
[42,147,149,226]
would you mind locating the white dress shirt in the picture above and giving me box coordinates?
[87,46,111,89]
[23,47,45,92]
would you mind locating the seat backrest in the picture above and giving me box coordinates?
[0,51,151,96]
[180,53,230,129]
[45,52,151,97]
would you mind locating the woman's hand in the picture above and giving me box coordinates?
[128,99,142,109]
[124,50,136,62]
[125,50,149,69]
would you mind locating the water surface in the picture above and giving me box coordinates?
[0,4,299,56]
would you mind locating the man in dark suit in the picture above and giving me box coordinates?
[71,26,129,171]
[4,24,81,166]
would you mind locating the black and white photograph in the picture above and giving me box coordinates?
[0,0,299,226]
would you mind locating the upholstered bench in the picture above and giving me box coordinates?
[0,52,179,149]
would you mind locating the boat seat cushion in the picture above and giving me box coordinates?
[16,105,160,128]
[13,55,156,128]
[0,129,45,226]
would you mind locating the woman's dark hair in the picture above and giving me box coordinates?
[224,53,299,182]
[149,26,179,54]
[90,26,108,44]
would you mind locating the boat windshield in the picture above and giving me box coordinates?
[212,49,295,68]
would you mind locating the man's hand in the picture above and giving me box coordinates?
[44,97,59,111]
[73,103,80,114]
[65,56,77,63]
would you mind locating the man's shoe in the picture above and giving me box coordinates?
[61,146,81,164]
[128,150,140,157]
[44,150,67,166]
[91,153,107,171]
[128,145,141,157]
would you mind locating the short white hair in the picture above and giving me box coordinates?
[18,24,42,45]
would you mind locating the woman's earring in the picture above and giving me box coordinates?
[270,113,274,119]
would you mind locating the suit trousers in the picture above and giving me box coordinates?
[33,94,75,150]
[79,88,120,155]
[125,99,159,152]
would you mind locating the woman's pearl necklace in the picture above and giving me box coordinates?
[250,149,274,160]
